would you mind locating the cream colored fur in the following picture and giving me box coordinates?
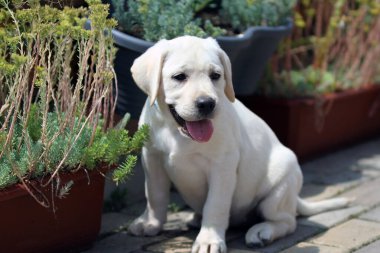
[128,36,348,253]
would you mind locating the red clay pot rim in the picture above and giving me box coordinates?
[0,165,113,201]
[257,84,380,106]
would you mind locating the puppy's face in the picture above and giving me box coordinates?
[161,40,225,142]
[132,36,235,142]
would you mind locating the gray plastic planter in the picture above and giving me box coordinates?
[217,21,293,94]
[112,29,151,119]
[112,21,293,118]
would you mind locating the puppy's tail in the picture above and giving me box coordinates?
[296,197,350,216]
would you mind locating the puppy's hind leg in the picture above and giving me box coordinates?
[245,175,299,247]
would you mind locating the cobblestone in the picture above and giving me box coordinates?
[353,239,380,253]
[340,177,380,207]
[309,219,380,251]
[280,242,344,253]
[359,206,380,223]
[300,183,356,202]
[83,138,380,253]
[100,212,134,235]
[228,224,323,253]
[298,205,366,229]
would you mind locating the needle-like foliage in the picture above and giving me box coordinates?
[0,0,148,206]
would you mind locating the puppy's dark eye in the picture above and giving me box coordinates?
[172,73,187,82]
[210,72,221,81]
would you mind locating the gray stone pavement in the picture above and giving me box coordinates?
[84,137,380,253]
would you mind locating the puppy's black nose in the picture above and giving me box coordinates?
[196,96,216,117]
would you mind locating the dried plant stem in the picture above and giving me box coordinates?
[0,0,117,206]
[266,0,380,97]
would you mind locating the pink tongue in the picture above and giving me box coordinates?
[185,119,213,142]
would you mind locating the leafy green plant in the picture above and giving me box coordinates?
[261,66,337,98]
[260,0,380,98]
[0,0,148,206]
[168,202,182,213]
[221,0,297,32]
[111,0,295,41]
[112,0,224,41]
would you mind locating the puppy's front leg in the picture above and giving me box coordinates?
[192,160,237,253]
[128,148,170,236]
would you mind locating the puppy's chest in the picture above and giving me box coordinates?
[165,152,211,176]
[150,125,221,180]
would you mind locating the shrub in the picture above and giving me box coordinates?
[0,108,149,189]
[111,0,295,41]
[112,0,225,41]
[221,0,297,32]
[0,0,148,205]
[260,0,380,98]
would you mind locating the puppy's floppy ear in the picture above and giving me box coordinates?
[206,37,235,102]
[131,40,168,106]
[218,49,235,102]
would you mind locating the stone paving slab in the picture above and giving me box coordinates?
[228,224,323,253]
[359,206,380,223]
[302,163,367,186]
[340,177,380,207]
[353,239,380,253]
[88,210,192,253]
[280,242,344,253]
[147,228,244,253]
[308,219,380,251]
[146,231,197,253]
[302,139,380,172]
[300,182,357,202]
[301,138,380,185]
[83,138,380,253]
[82,230,182,253]
[100,212,135,236]
[298,205,366,229]
[354,152,380,172]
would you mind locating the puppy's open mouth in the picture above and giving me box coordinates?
[168,105,213,143]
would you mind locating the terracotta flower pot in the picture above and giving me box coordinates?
[239,85,380,161]
[0,168,108,253]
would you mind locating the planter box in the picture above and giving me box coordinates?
[0,169,107,253]
[111,21,293,119]
[216,21,293,95]
[112,29,151,119]
[239,85,380,161]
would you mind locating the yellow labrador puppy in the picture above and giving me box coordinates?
[128,36,348,253]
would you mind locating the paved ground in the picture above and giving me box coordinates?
[84,137,380,253]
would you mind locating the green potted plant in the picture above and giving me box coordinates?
[240,0,380,161]
[108,0,295,119]
[0,0,148,252]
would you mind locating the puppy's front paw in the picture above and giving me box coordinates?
[128,214,162,236]
[191,228,226,253]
